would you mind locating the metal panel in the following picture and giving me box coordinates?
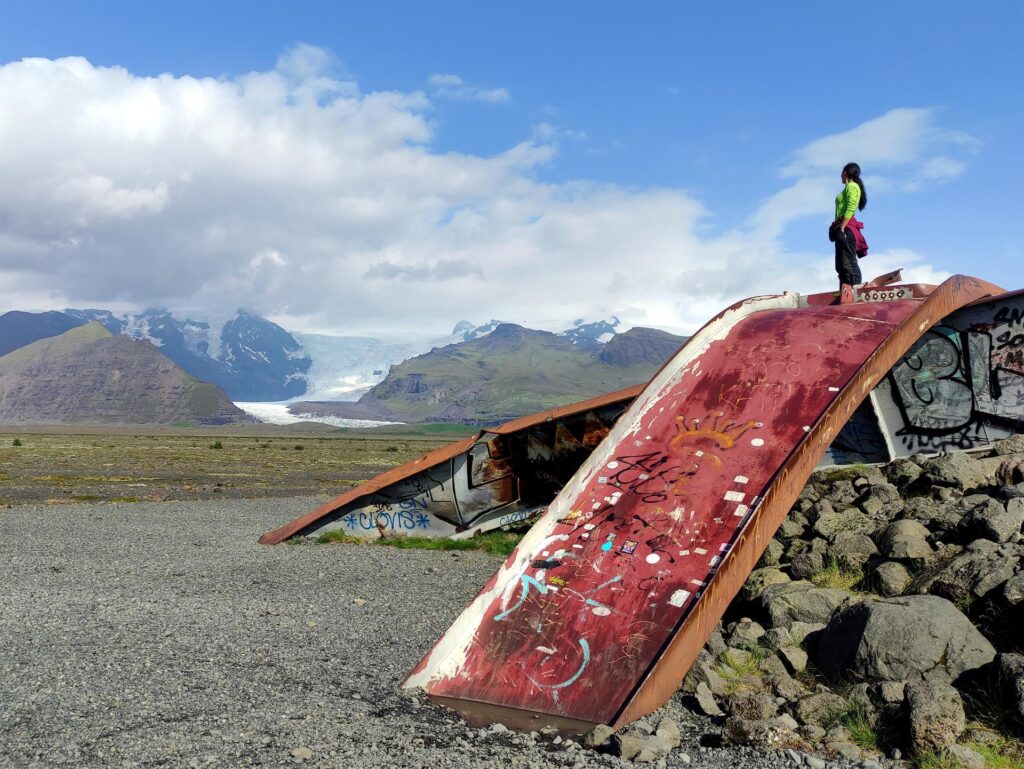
[404,276,1007,733]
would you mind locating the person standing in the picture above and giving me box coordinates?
[831,162,867,303]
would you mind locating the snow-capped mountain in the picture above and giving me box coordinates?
[64,308,311,401]
[560,316,622,348]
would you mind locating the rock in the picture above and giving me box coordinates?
[876,519,934,561]
[584,725,615,748]
[994,434,1024,456]
[655,718,680,749]
[921,452,991,491]
[884,458,923,489]
[1004,571,1024,605]
[742,567,791,601]
[728,618,766,649]
[756,652,790,678]
[828,742,862,761]
[857,483,902,517]
[815,595,996,684]
[870,561,911,597]
[290,747,313,762]
[824,479,857,507]
[902,496,960,532]
[769,672,810,701]
[706,627,728,658]
[794,692,847,727]
[788,621,825,645]
[803,754,826,769]
[828,531,879,571]
[927,539,1021,599]
[694,681,723,716]
[633,718,655,735]
[759,582,853,628]
[612,733,646,760]
[681,650,728,697]
[352,598,368,606]
[958,497,1024,543]
[777,517,807,540]
[947,745,986,769]
[905,680,965,755]
[994,653,1024,728]
[876,680,905,704]
[727,690,778,721]
[778,645,808,674]
[790,551,825,580]
[635,733,674,763]
[814,510,874,541]
[758,538,785,567]
[765,627,792,648]
[722,717,800,751]
[799,723,826,742]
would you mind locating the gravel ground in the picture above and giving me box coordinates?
[0,498,845,769]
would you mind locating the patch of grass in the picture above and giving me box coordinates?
[376,531,523,557]
[317,530,363,545]
[170,420,193,428]
[912,752,962,769]
[293,444,304,451]
[839,700,880,752]
[110,496,140,503]
[11,437,22,446]
[209,441,223,449]
[966,738,1024,769]
[716,648,769,692]
[810,558,864,591]
[69,494,102,501]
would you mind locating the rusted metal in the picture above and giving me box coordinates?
[403,275,1009,734]
[257,386,644,544]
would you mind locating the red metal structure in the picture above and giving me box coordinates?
[401,276,1016,733]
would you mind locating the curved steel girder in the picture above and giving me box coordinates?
[402,275,1008,734]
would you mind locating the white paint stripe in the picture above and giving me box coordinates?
[724,490,745,502]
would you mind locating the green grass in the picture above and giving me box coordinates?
[716,648,769,692]
[317,529,524,557]
[810,558,864,591]
[838,700,881,752]
[966,739,1024,769]
[912,753,962,769]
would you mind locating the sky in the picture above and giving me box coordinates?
[0,1,1021,337]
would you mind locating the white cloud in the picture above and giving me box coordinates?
[0,48,974,337]
[428,73,511,104]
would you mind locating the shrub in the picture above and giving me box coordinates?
[210,441,223,449]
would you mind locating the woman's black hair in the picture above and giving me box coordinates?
[843,162,867,210]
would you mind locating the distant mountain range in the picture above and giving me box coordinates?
[0,309,646,404]
[289,323,687,425]
[0,323,246,425]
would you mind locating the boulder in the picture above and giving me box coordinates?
[813,510,874,541]
[727,618,766,649]
[794,692,847,727]
[726,690,778,721]
[768,672,809,702]
[777,517,807,540]
[994,653,1024,728]
[681,649,727,697]
[994,434,1024,456]
[789,551,825,580]
[814,595,996,684]
[946,745,985,769]
[902,496,961,532]
[920,452,991,491]
[788,621,825,645]
[875,519,934,563]
[957,497,1024,543]
[757,538,785,568]
[904,680,965,756]
[778,645,808,674]
[693,681,723,716]
[927,539,1021,599]
[857,483,902,517]
[823,478,857,507]
[722,716,800,751]
[1003,570,1024,606]
[884,458,923,489]
[828,531,879,571]
[758,582,853,628]
[870,561,911,597]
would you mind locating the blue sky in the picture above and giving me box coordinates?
[0,1,1020,335]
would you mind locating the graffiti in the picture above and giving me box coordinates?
[498,510,532,527]
[882,296,1024,454]
[342,508,432,531]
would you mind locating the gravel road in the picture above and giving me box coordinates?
[0,498,832,769]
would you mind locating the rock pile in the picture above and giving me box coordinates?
[590,438,1024,765]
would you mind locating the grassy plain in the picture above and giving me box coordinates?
[0,426,462,507]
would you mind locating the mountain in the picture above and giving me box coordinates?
[0,323,247,425]
[599,326,687,367]
[0,310,86,357]
[63,308,311,401]
[289,323,688,425]
[560,316,621,348]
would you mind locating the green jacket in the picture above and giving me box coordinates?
[835,181,861,222]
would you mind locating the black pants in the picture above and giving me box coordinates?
[833,226,861,286]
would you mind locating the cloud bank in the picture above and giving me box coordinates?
[0,47,975,335]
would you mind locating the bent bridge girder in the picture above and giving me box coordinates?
[400,276,1022,733]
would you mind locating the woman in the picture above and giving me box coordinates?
[831,162,867,303]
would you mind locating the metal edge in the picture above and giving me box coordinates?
[610,274,1007,727]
